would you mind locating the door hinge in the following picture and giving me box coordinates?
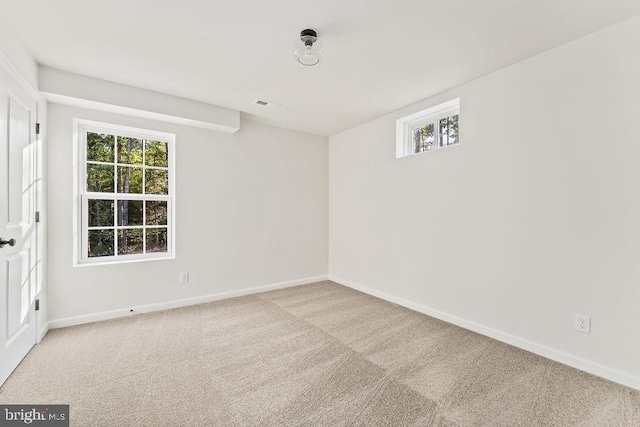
[35,122,40,135]
[35,211,40,223]
[35,299,40,311]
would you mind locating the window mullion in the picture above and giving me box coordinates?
[82,194,88,260]
[114,178,119,257]
[142,138,146,196]
[143,199,147,254]
[113,133,119,258]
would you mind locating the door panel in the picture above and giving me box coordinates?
[7,250,30,342]
[8,93,33,228]
[0,66,38,386]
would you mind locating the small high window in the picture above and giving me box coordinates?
[74,120,175,265]
[396,98,460,158]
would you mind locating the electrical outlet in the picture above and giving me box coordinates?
[575,314,591,334]
[179,272,189,284]
[346,260,353,270]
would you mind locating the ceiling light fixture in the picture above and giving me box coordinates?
[293,29,323,66]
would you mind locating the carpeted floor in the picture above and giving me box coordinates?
[1,281,639,426]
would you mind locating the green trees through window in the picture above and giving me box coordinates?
[412,114,458,154]
[397,98,460,158]
[82,127,172,261]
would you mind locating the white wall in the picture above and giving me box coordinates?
[0,13,38,90]
[48,104,328,322]
[39,66,241,133]
[329,16,640,387]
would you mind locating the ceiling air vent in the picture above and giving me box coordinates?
[253,98,282,108]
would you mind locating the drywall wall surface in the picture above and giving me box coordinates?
[0,13,38,90]
[48,104,328,320]
[329,16,640,382]
[39,66,240,133]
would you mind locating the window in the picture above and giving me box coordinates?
[74,120,175,265]
[396,98,460,158]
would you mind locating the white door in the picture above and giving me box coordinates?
[0,65,38,386]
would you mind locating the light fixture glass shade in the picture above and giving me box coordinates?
[293,29,323,66]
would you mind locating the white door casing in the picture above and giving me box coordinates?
[0,62,39,386]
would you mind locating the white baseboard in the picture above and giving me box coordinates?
[48,275,328,329]
[328,275,640,392]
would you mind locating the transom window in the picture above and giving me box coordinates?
[75,120,175,265]
[396,98,460,158]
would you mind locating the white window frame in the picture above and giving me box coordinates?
[396,98,460,158]
[73,119,176,266]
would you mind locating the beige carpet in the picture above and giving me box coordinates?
[1,281,638,426]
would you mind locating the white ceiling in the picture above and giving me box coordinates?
[1,0,640,136]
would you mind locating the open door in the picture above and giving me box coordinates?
[0,64,39,386]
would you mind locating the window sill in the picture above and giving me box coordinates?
[74,253,175,268]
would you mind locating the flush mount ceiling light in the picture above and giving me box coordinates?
[293,29,323,66]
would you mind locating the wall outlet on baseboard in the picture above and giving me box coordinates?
[179,272,189,284]
[575,314,591,334]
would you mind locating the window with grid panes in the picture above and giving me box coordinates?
[75,120,175,264]
[396,98,459,158]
